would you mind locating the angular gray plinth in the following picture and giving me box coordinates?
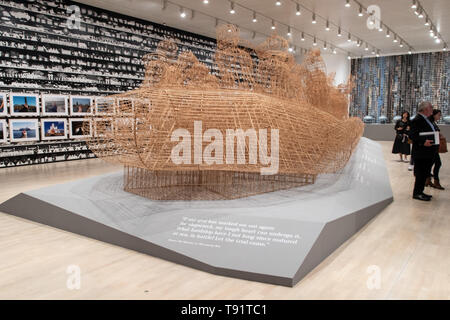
[0,138,393,287]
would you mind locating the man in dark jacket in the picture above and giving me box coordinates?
[409,101,438,201]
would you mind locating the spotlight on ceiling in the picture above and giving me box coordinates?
[229,2,235,14]
[179,7,186,18]
[345,0,351,8]
[296,4,301,16]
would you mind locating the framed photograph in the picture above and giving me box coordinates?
[0,93,6,116]
[42,95,68,116]
[70,96,93,115]
[95,97,115,115]
[10,94,40,116]
[116,98,134,115]
[9,119,39,142]
[41,119,68,140]
[94,118,114,137]
[0,119,6,142]
[69,119,92,139]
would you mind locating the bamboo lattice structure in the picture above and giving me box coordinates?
[85,25,364,200]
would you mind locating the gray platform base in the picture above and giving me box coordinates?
[0,138,393,287]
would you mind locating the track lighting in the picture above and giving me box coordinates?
[411,0,417,9]
[347,33,352,42]
[347,54,351,60]
[287,26,292,37]
[203,0,209,4]
[378,24,383,32]
[424,17,429,26]
[338,27,342,37]
[275,1,282,6]
[345,0,350,8]
[358,6,363,17]
[252,11,257,22]
[393,35,398,43]
[399,41,404,48]
[443,45,447,51]
[271,20,276,30]
[365,44,369,51]
[229,2,235,14]
[325,21,330,31]
[386,30,390,38]
[301,32,305,41]
[333,48,337,54]
[356,40,361,47]
[418,8,424,18]
[408,48,412,54]
[313,37,317,46]
[435,38,441,44]
[296,4,301,16]
[324,42,328,50]
[376,50,380,57]
[312,13,316,24]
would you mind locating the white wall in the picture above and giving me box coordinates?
[295,53,351,86]
[321,54,351,86]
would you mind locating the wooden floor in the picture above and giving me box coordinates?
[0,141,448,299]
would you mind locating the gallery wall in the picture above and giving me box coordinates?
[350,51,449,123]
[0,0,218,166]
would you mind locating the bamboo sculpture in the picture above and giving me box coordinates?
[85,25,364,200]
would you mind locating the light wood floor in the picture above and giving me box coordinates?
[0,141,448,300]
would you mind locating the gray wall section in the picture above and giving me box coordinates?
[364,124,450,141]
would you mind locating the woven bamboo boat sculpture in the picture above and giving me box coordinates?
[86,25,364,200]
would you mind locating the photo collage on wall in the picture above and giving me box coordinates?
[0,93,136,144]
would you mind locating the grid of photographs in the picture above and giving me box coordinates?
[0,93,130,144]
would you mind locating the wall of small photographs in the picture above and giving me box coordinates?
[350,51,449,123]
[0,0,221,166]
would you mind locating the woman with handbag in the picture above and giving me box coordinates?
[426,109,447,190]
[392,111,411,162]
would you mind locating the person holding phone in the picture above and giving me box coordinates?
[409,101,438,201]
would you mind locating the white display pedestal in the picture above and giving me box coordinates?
[0,138,393,286]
